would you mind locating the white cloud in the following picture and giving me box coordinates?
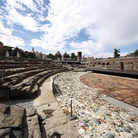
[42,0,138,56]
[0,21,25,47]
[5,0,40,12]
[3,0,46,32]
[7,8,40,32]
[1,0,138,57]
[2,36,25,48]
[31,38,65,53]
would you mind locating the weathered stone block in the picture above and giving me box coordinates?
[0,103,10,114]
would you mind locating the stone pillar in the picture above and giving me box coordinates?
[77,52,82,62]
[17,51,20,58]
[62,55,64,61]
[6,51,9,57]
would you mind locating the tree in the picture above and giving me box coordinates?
[1,46,12,56]
[47,53,54,59]
[22,51,36,58]
[71,54,76,59]
[114,49,120,58]
[63,52,70,59]
[28,52,36,58]
[55,51,61,59]
[12,47,20,56]
[133,49,138,56]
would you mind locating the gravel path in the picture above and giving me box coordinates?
[103,95,138,116]
[54,71,138,138]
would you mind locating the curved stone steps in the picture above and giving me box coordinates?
[9,68,68,99]
[0,62,50,70]
[28,68,68,99]
[0,63,56,86]
[0,61,68,101]
[9,70,54,99]
[0,65,53,78]
[0,66,40,78]
[3,68,49,86]
[37,68,68,88]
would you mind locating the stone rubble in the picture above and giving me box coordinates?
[54,71,138,138]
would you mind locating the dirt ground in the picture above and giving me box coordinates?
[80,73,138,107]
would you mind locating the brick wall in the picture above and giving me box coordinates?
[88,58,138,71]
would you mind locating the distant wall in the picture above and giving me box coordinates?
[88,57,138,71]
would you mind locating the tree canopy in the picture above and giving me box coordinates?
[55,51,62,59]
[47,53,54,59]
[114,49,120,58]
[63,52,70,58]
[133,49,138,56]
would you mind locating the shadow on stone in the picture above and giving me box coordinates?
[38,115,47,138]
[48,132,63,138]
[22,110,29,138]
[43,109,55,119]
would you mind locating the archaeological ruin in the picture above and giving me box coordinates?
[0,42,138,137]
[88,57,138,71]
[0,58,83,138]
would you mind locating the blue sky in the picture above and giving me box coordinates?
[0,0,138,58]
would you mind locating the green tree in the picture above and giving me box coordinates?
[47,53,54,59]
[55,51,62,59]
[63,52,70,59]
[22,51,36,58]
[114,49,120,58]
[1,46,12,56]
[12,47,21,56]
[133,49,138,56]
[28,52,36,58]
[0,50,4,57]
[71,54,76,59]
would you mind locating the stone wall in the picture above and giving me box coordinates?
[88,57,138,71]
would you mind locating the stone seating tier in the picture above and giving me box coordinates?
[0,62,68,100]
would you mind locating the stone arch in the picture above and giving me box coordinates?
[120,62,124,70]
[106,62,110,65]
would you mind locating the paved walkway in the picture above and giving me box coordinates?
[33,77,81,138]
[33,77,56,106]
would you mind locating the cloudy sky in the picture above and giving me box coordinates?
[0,0,138,58]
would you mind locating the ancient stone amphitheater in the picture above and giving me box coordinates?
[0,60,80,138]
[0,60,68,100]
